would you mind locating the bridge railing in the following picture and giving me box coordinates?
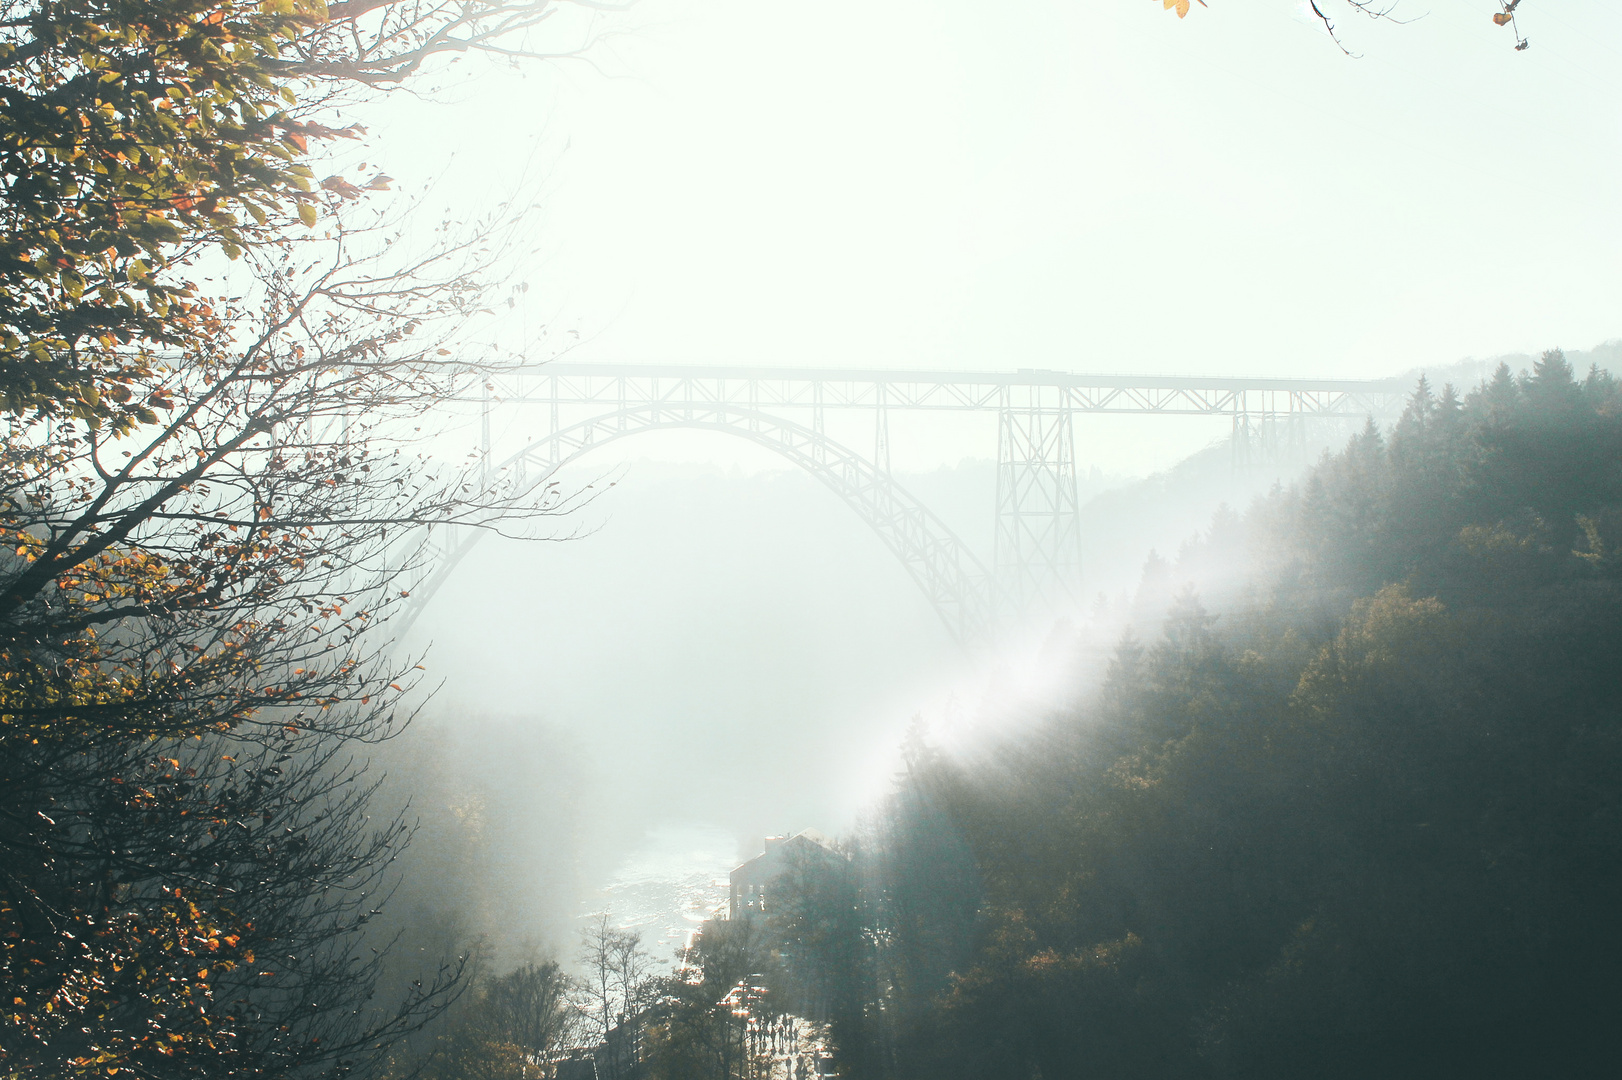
[466,363,1409,420]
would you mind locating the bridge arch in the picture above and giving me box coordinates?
[399,402,993,644]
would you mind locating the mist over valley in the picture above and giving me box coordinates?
[5,2,1621,1078]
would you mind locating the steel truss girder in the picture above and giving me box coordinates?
[474,363,1407,420]
[401,403,992,644]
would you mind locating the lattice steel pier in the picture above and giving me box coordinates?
[995,383,1083,616]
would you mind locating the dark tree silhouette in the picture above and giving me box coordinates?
[821,352,1622,1078]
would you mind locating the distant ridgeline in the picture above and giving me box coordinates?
[747,350,1622,1079]
[1396,338,1622,395]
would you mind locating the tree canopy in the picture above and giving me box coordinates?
[0,4,582,1077]
[0,0,579,428]
[787,352,1622,1078]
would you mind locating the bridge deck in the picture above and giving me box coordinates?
[474,363,1409,418]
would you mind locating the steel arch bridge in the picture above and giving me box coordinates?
[410,401,993,644]
[401,363,1407,644]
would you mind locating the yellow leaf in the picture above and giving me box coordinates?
[297,201,317,227]
[1492,11,1513,25]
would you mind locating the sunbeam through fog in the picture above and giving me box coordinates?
[4,2,1620,1078]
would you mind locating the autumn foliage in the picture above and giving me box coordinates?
[0,2,587,1077]
[1154,0,1532,50]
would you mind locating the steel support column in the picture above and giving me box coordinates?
[995,384,1081,617]
[874,383,890,475]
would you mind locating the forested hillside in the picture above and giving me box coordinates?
[815,351,1622,1078]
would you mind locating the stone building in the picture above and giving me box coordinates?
[728,828,844,921]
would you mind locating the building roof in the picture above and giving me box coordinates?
[730,829,843,880]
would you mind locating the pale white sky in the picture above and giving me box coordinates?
[339,0,1620,474]
[350,0,1621,384]
[380,0,1621,842]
